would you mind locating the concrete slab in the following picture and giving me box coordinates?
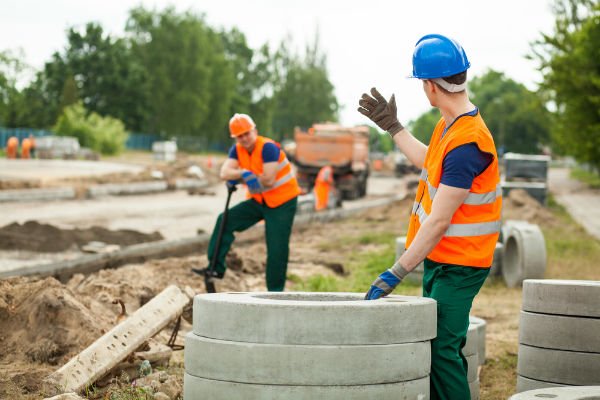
[0,159,144,180]
[183,373,430,400]
[87,181,168,197]
[504,153,550,181]
[192,292,437,345]
[470,379,480,400]
[185,332,430,385]
[0,187,76,202]
[522,279,600,317]
[463,323,478,357]
[516,375,568,392]
[502,223,546,287]
[510,386,600,399]
[517,344,600,386]
[469,316,487,365]
[502,181,548,204]
[519,311,600,352]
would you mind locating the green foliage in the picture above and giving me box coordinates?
[531,0,600,168]
[571,167,600,188]
[53,101,129,155]
[0,49,29,127]
[408,108,440,145]
[469,70,551,154]
[368,125,394,153]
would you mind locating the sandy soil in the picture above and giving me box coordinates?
[0,178,567,399]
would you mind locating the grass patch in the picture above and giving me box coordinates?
[571,167,600,188]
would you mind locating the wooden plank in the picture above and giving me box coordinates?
[45,285,191,393]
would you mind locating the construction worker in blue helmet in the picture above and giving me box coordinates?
[358,34,502,400]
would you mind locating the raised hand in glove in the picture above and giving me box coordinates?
[364,260,410,300]
[241,170,264,194]
[357,87,404,136]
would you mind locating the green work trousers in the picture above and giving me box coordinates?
[207,197,297,291]
[422,258,489,400]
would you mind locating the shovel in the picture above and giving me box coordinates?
[192,183,237,293]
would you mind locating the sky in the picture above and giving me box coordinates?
[0,0,557,126]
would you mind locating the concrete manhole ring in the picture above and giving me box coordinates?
[192,291,437,344]
[510,386,600,399]
[522,280,600,318]
[502,222,546,287]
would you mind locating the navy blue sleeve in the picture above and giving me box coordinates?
[440,143,494,189]
[261,142,280,163]
[228,145,238,160]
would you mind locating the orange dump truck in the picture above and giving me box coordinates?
[292,123,370,200]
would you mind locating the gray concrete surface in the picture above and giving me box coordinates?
[469,316,487,365]
[0,159,144,181]
[463,323,479,357]
[466,353,478,383]
[549,167,600,240]
[517,344,600,386]
[519,311,600,352]
[183,373,430,400]
[511,386,600,399]
[522,279,600,318]
[185,332,430,385]
[502,222,546,287]
[86,181,168,197]
[0,187,76,202]
[193,292,437,345]
[470,380,480,400]
[516,375,567,392]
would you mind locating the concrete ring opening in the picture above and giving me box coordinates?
[505,235,520,272]
[252,293,359,302]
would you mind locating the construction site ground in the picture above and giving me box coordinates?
[1,155,599,400]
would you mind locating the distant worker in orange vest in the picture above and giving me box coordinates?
[314,165,334,211]
[6,136,18,159]
[197,113,301,291]
[359,34,501,399]
[21,137,32,159]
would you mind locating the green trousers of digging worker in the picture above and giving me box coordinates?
[207,197,297,291]
[423,258,489,400]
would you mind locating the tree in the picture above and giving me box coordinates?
[531,0,600,169]
[408,108,440,145]
[271,35,339,140]
[469,70,551,154]
[126,7,235,139]
[0,49,29,127]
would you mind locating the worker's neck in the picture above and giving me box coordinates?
[438,93,475,126]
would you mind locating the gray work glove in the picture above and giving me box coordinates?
[357,88,404,136]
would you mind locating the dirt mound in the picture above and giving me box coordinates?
[502,189,557,226]
[0,221,163,252]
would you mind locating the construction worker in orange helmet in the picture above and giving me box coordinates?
[314,165,334,211]
[359,34,501,400]
[21,137,32,159]
[6,137,18,159]
[199,113,301,291]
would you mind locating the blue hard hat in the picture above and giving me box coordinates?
[411,34,470,79]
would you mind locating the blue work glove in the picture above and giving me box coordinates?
[365,261,410,300]
[227,180,240,189]
[241,169,263,194]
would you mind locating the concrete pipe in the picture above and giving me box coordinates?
[185,332,430,385]
[517,344,600,386]
[502,222,546,287]
[192,292,437,345]
[516,375,568,392]
[463,323,479,357]
[489,242,504,277]
[510,386,600,400]
[519,311,600,352]
[466,353,478,383]
[522,279,600,318]
[470,379,480,400]
[183,373,430,400]
[469,316,487,365]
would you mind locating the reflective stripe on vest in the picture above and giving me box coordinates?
[420,167,502,206]
[412,201,502,237]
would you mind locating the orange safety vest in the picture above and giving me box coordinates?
[314,165,333,211]
[406,112,502,268]
[236,136,301,208]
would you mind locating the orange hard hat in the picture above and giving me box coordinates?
[229,113,255,137]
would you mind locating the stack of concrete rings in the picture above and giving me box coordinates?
[510,386,600,399]
[517,280,600,392]
[502,220,546,288]
[184,292,437,399]
[464,321,481,400]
